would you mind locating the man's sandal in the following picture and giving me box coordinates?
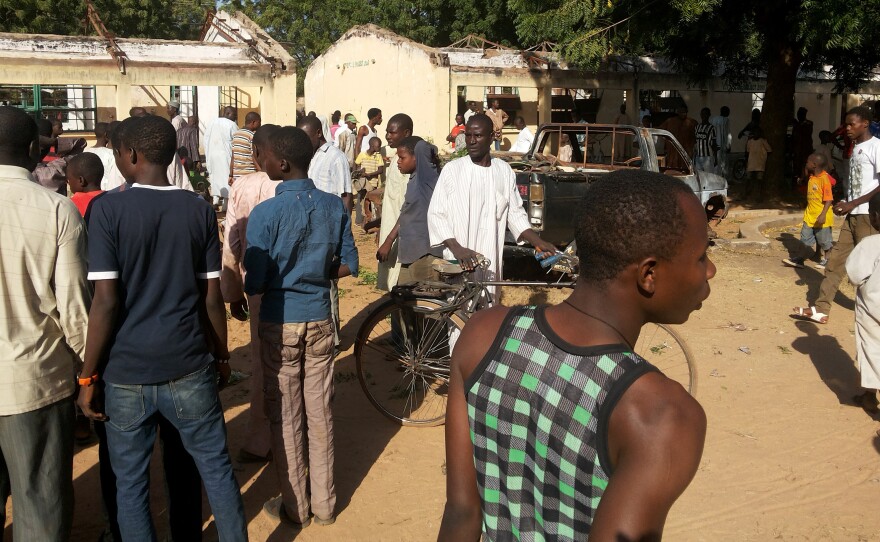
[791,306,828,324]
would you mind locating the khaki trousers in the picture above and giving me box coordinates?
[259,319,336,521]
[815,214,876,314]
[242,294,271,458]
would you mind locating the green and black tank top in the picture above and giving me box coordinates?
[465,305,658,541]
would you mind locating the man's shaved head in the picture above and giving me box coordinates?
[466,113,494,133]
[387,113,413,132]
[0,106,38,168]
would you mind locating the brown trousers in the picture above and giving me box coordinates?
[242,294,271,457]
[259,319,336,521]
[815,214,875,314]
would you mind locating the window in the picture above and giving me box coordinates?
[170,85,197,118]
[534,125,642,168]
[219,86,242,111]
[752,92,764,111]
[0,85,97,131]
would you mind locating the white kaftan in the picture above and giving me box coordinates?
[427,156,530,298]
[204,117,238,198]
[377,154,406,291]
[846,234,880,389]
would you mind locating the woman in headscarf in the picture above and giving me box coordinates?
[317,114,333,147]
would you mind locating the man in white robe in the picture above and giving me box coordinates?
[845,194,880,415]
[204,106,238,205]
[428,114,556,299]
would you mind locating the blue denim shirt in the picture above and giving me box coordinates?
[243,179,358,324]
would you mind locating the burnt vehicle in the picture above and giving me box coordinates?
[498,123,728,279]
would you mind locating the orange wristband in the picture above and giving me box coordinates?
[78,374,99,387]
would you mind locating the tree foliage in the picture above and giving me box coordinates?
[513,0,880,195]
[0,0,210,40]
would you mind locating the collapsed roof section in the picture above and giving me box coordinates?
[0,10,294,77]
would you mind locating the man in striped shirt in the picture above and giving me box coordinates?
[694,107,718,173]
[230,112,261,183]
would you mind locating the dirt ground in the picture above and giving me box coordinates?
[7,215,880,541]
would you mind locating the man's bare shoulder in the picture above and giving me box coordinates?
[452,305,514,381]
[610,370,706,464]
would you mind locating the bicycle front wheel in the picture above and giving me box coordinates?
[355,298,469,426]
[634,323,697,396]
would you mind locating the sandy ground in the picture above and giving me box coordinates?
[6,217,880,541]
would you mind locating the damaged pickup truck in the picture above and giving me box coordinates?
[499,123,729,278]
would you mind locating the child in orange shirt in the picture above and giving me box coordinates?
[66,152,105,216]
[783,153,834,269]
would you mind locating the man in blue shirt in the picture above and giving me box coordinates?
[77,115,246,541]
[244,126,358,529]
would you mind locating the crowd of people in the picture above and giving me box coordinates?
[4,92,880,542]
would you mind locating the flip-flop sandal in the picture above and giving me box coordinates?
[791,306,828,323]
[782,258,805,268]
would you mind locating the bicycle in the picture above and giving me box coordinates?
[354,255,697,427]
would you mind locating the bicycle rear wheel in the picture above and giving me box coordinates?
[355,298,468,426]
[634,323,697,396]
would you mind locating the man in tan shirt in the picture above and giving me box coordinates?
[485,99,509,151]
[0,106,90,540]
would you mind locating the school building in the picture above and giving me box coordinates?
[305,25,880,154]
[0,10,296,144]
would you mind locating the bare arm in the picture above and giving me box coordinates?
[355,126,368,155]
[77,280,119,421]
[341,193,353,213]
[377,217,401,262]
[590,373,706,541]
[202,278,231,385]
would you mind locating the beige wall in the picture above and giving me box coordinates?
[1,59,296,126]
[305,35,451,148]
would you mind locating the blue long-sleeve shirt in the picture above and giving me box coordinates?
[244,179,358,324]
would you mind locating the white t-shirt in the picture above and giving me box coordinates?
[511,127,534,153]
[848,137,880,215]
[309,142,353,197]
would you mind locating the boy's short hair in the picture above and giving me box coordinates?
[94,122,108,139]
[67,152,104,184]
[575,170,695,285]
[847,106,872,122]
[397,136,423,155]
[368,136,381,147]
[177,146,189,158]
[270,126,313,172]
[809,152,827,169]
[253,124,279,151]
[118,115,177,167]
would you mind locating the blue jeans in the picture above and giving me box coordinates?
[494,139,501,150]
[104,364,246,542]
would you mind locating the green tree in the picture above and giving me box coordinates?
[511,0,880,197]
[0,0,209,40]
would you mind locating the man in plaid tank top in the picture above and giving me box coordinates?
[440,170,713,541]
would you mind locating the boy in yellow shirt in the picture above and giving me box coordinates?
[354,136,385,224]
[783,153,835,269]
